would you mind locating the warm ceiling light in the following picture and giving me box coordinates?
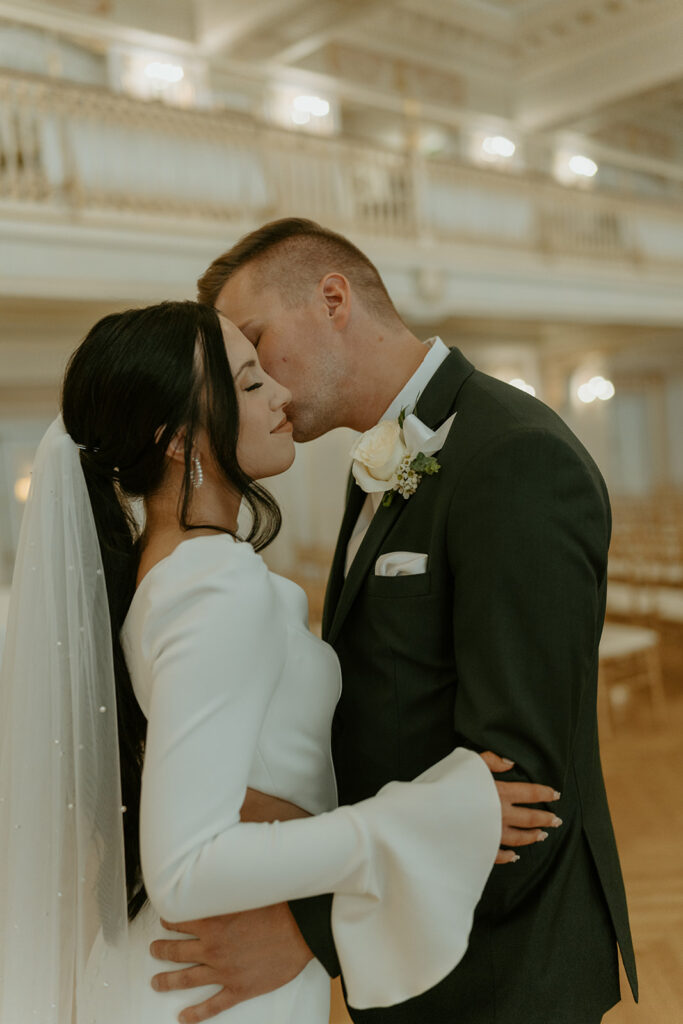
[589,375,615,400]
[144,61,185,84]
[569,154,598,177]
[293,95,330,117]
[509,378,536,396]
[578,376,615,403]
[482,135,516,158]
[291,110,311,124]
[14,475,31,503]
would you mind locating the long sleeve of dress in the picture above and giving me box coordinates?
[137,541,501,1010]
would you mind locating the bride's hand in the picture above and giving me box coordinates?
[479,751,562,865]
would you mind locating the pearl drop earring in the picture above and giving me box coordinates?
[191,455,204,489]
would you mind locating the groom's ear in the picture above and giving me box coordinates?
[320,273,351,328]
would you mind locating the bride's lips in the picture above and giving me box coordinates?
[271,417,293,434]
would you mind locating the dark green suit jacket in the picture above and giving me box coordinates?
[291,349,637,1024]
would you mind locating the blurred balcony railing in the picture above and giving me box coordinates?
[1,70,682,269]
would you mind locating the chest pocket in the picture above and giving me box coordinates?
[366,571,432,599]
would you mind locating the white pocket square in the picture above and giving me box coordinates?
[375,551,428,577]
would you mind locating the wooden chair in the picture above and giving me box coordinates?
[655,586,683,687]
[598,622,667,736]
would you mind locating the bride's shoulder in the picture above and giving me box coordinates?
[125,535,287,681]
[129,535,274,632]
[156,533,259,572]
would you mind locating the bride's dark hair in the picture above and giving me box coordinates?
[61,300,281,919]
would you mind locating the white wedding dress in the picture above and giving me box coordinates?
[83,534,501,1023]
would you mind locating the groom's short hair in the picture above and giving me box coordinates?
[197,218,401,324]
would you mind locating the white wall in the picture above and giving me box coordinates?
[261,429,357,575]
[0,417,53,585]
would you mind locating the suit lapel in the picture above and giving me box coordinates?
[322,471,365,639]
[326,490,404,646]
[413,347,474,429]
[325,348,476,646]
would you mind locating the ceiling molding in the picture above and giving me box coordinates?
[1,0,681,180]
[401,0,514,41]
[515,7,683,129]
[0,0,197,55]
[195,0,306,56]
[265,0,394,66]
[355,5,516,74]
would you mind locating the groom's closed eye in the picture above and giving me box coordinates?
[238,321,261,349]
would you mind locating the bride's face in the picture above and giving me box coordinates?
[221,316,295,479]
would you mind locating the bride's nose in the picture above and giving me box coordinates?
[271,380,292,410]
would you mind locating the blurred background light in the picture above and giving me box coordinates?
[13,476,31,504]
[569,154,598,178]
[578,376,615,403]
[482,135,516,158]
[144,61,184,85]
[293,95,330,118]
[268,85,337,134]
[509,377,536,396]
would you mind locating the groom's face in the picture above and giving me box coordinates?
[215,264,345,442]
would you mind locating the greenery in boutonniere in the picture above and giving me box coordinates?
[381,446,441,507]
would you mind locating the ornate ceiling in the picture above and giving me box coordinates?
[0,2,680,411]
[1,0,681,161]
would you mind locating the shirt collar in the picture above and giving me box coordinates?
[381,337,450,424]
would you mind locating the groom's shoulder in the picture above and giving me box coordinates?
[458,365,572,445]
[445,360,604,484]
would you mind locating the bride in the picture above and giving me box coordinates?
[0,301,559,1023]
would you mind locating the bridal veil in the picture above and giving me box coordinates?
[0,417,131,1022]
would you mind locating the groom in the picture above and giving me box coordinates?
[151,219,637,1023]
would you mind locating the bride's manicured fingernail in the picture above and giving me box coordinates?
[511,853,520,862]
[551,816,563,827]
[553,791,561,800]
[502,758,515,766]
[538,831,549,841]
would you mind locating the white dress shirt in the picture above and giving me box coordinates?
[345,337,450,574]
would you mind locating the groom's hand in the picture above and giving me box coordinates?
[150,904,314,1024]
[150,787,314,1023]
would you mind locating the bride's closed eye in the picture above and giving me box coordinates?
[245,382,263,392]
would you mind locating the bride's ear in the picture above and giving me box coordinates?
[166,433,187,467]
[156,425,186,467]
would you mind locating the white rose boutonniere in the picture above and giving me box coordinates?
[351,408,456,507]
[349,419,408,494]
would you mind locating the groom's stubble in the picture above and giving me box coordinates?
[215,263,427,443]
[216,265,358,443]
